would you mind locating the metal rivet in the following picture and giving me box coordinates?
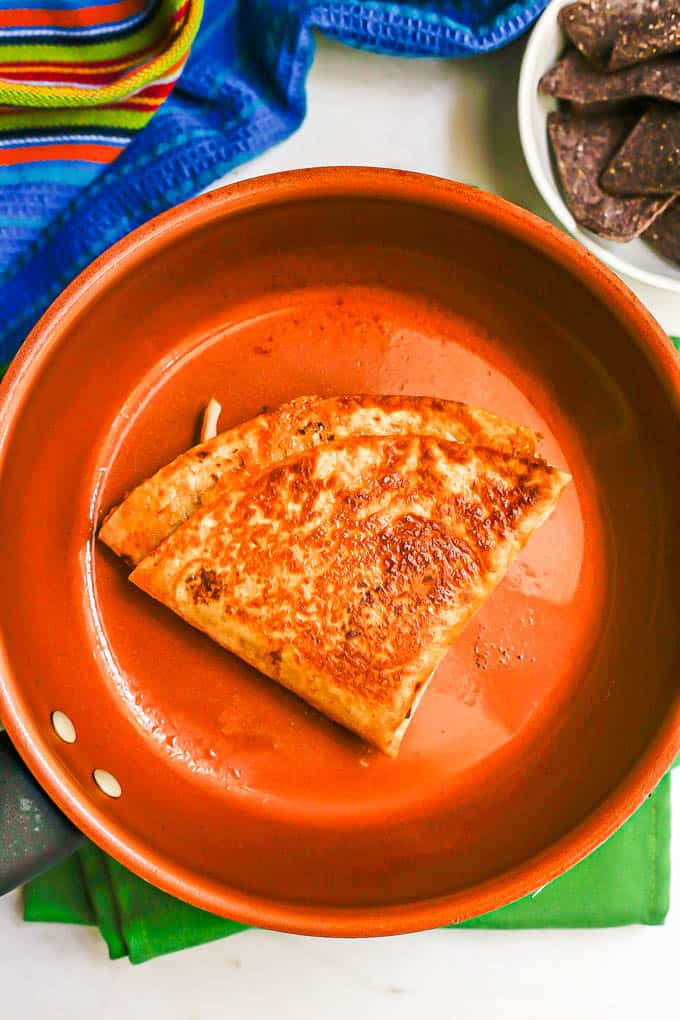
[51,711,76,744]
[93,769,122,798]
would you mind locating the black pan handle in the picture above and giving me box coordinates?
[0,730,84,895]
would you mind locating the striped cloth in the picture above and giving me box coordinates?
[0,2,200,154]
[0,0,200,272]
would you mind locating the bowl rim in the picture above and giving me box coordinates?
[517,0,680,295]
[1,166,679,935]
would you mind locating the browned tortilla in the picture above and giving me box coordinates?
[130,435,570,756]
[99,394,540,567]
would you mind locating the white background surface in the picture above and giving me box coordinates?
[1,32,678,1017]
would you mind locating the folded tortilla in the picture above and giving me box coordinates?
[99,394,540,567]
[130,435,570,756]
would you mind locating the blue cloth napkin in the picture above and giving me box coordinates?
[0,0,548,365]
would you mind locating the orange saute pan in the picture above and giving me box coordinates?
[0,168,678,934]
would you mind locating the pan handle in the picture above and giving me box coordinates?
[0,730,84,895]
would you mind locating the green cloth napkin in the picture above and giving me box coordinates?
[23,773,672,964]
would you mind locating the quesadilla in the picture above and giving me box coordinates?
[130,434,570,756]
[100,394,540,567]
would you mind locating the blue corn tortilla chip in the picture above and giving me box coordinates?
[602,103,680,194]
[539,48,680,105]
[642,198,680,263]
[610,6,680,70]
[558,1,664,67]
[548,110,674,239]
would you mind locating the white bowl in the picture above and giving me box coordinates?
[518,0,680,294]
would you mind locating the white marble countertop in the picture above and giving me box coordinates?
[1,32,677,1016]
